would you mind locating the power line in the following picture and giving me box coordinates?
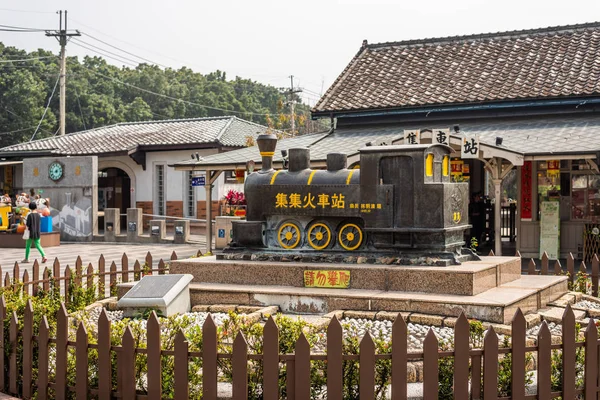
[0,23,50,31]
[70,40,138,67]
[0,8,55,15]
[81,32,169,68]
[0,126,37,136]
[71,38,143,66]
[0,56,56,63]
[82,66,278,117]
[30,73,60,142]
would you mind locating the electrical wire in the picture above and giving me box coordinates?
[0,8,55,14]
[70,41,138,68]
[72,38,146,66]
[81,32,169,69]
[30,73,60,142]
[0,126,37,136]
[0,56,56,63]
[0,23,49,31]
[82,67,279,117]
[73,86,87,130]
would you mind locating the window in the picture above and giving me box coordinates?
[224,170,238,183]
[186,171,195,217]
[571,174,600,220]
[156,165,165,216]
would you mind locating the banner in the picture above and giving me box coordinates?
[520,161,532,219]
[540,201,560,259]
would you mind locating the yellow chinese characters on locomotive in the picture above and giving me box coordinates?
[230,133,470,255]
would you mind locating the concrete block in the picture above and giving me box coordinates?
[117,274,193,317]
[126,208,143,241]
[150,220,166,242]
[409,313,445,327]
[173,219,190,244]
[103,208,120,242]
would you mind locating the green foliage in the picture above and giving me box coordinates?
[0,42,321,149]
[470,237,479,253]
[497,336,534,397]
[570,270,591,294]
[469,319,485,348]
[437,341,454,400]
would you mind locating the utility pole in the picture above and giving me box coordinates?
[287,75,302,136]
[46,10,80,136]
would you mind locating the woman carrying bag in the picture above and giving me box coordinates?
[22,202,47,263]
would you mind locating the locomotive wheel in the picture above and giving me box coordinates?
[307,222,332,250]
[277,222,302,249]
[338,223,363,251]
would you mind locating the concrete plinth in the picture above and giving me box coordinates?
[150,220,166,243]
[103,208,120,242]
[126,208,142,242]
[174,220,190,244]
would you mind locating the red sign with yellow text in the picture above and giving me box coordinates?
[304,270,350,288]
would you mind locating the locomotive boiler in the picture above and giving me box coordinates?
[230,133,470,258]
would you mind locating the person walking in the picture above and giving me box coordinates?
[22,202,47,263]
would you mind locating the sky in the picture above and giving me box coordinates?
[1,0,599,107]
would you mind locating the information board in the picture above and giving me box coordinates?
[539,201,560,259]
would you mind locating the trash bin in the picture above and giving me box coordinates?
[215,216,241,249]
[40,216,53,233]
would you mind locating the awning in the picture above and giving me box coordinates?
[0,161,23,167]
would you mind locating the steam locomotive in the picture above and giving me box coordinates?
[230,133,470,256]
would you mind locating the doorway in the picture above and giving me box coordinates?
[98,168,131,228]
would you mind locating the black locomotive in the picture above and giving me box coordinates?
[230,133,470,257]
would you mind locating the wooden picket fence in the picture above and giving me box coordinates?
[0,251,181,301]
[1,301,599,399]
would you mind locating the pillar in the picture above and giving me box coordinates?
[493,178,502,256]
[173,220,190,244]
[126,208,142,242]
[205,169,213,254]
[150,220,166,243]
[103,208,120,242]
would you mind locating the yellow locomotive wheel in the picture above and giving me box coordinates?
[307,222,332,250]
[278,222,302,249]
[338,223,363,251]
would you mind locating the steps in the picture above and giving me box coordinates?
[162,256,569,324]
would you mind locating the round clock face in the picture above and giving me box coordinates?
[49,162,64,181]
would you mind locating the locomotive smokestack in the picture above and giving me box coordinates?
[256,133,277,172]
[288,148,310,172]
[327,153,347,171]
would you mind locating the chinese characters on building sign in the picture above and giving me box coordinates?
[404,129,420,144]
[461,135,480,159]
[304,270,350,288]
[434,128,450,145]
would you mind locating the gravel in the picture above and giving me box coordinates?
[574,300,600,310]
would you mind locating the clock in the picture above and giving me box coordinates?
[48,161,64,182]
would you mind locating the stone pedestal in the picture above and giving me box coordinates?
[174,220,190,244]
[126,208,143,242]
[215,216,241,249]
[150,220,166,243]
[103,208,120,242]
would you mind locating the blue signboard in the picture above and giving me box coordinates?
[191,176,206,186]
[218,229,225,238]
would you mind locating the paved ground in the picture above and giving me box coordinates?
[0,242,204,280]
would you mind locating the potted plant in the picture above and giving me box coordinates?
[223,190,247,217]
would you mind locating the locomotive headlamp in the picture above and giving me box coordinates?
[453,125,460,133]
[496,137,503,146]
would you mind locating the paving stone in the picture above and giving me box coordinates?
[539,307,586,323]
[482,322,512,336]
[236,305,262,314]
[324,310,344,320]
[524,313,542,328]
[192,305,210,312]
[376,311,409,321]
[209,304,238,313]
[344,310,378,320]
[259,306,280,318]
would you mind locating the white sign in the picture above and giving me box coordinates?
[540,201,560,259]
[433,128,450,145]
[461,135,480,159]
[404,129,420,144]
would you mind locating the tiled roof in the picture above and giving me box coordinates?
[0,116,271,156]
[313,22,600,114]
[174,114,600,169]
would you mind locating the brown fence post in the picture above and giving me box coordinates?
[158,259,166,275]
[567,252,575,283]
[326,317,343,400]
[64,266,72,305]
[87,263,94,292]
[562,305,576,399]
[554,259,562,276]
[0,296,5,393]
[537,321,551,398]
[580,261,587,275]
[145,251,153,272]
[515,250,522,258]
[528,259,536,275]
[32,260,40,296]
[488,250,495,256]
[174,330,189,399]
[147,311,162,400]
[98,254,105,299]
[202,314,217,400]
[8,312,17,395]
[12,261,19,285]
[76,323,89,399]
[286,358,295,400]
[42,267,50,292]
[454,313,469,399]
[359,332,375,400]
[423,329,438,399]
[37,316,50,400]
[541,252,549,275]
[391,314,407,400]
[232,332,248,400]
[121,253,129,283]
[0,265,3,289]
[55,303,68,399]
[263,317,280,400]
[171,251,178,261]
[3,272,9,289]
[483,327,498,399]
[295,334,311,400]
[22,300,34,399]
[98,309,111,400]
[511,309,526,400]
[22,269,29,297]
[109,262,117,296]
[121,327,136,399]
[75,255,82,286]
[584,320,598,399]
[53,258,60,291]
[592,254,599,297]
